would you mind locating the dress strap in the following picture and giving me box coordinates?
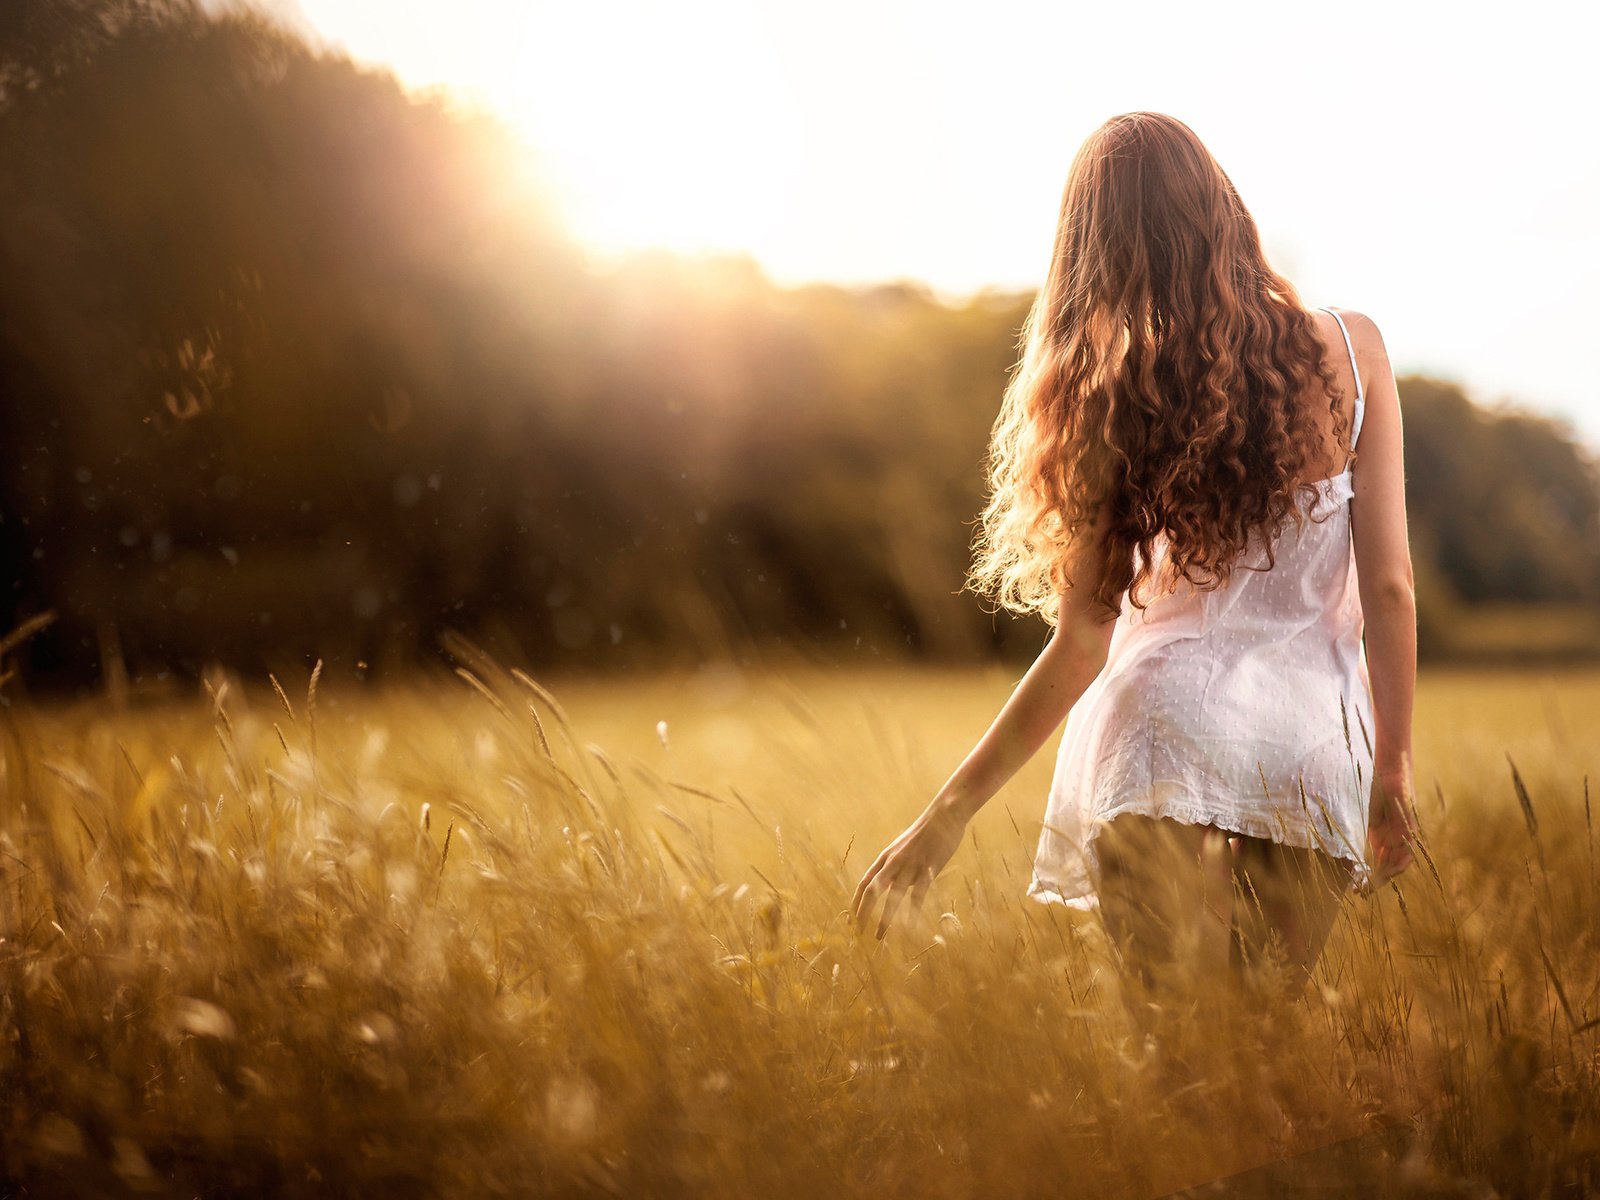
[1318,306,1365,450]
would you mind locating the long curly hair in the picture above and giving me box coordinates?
[966,112,1353,625]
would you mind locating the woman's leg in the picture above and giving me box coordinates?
[1227,834,1352,1000]
[1095,813,1234,997]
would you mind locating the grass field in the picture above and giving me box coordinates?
[2,646,1598,1196]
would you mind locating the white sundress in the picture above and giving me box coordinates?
[1028,306,1375,910]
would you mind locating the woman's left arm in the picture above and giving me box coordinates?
[851,552,1118,938]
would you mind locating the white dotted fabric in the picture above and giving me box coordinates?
[1027,307,1374,909]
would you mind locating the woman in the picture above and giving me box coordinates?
[851,112,1419,998]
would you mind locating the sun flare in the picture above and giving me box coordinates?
[298,1,808,263]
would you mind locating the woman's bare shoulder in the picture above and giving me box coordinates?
[1319,307,1393,402]
[1324,307,1389,363]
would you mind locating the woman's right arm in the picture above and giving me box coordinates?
[850,519,1119,937]
[1347,310,1420,883]
[924,584,1117,825]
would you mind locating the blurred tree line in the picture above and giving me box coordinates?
[1,0,1596,693]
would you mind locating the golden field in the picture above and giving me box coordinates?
[2,645,1597,1197]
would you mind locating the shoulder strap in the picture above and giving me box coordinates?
[1319,306,1365,449]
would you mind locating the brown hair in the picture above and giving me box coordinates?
[966,112,1352,624]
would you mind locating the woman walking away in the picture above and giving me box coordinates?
[851,111,1419,1004]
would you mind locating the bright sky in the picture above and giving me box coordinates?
[273,0,1599,445]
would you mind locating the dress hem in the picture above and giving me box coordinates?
[1027,798,1372,911]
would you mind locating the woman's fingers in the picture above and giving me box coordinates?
[874,868,911,940]
[854,870,940,939]
[855,855,916,939]
[853,874,882,932]
[1368,815,1416,889]
[851,815,957,937]
[851,848,891,922]
[853,853,899,932]
[858,870,897,935]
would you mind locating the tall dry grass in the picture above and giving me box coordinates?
[1,641,1597,1197]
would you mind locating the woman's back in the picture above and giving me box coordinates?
[1027,306,1376,910]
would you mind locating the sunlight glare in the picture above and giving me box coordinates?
[468,3,803,261]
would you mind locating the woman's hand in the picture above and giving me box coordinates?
[1366,761,1419,889]
[851,799,968,939]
